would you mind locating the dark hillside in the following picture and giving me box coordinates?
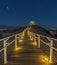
[30,25,52,37]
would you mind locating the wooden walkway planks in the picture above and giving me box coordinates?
[5,31,50,65]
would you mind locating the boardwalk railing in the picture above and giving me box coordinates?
[28,31,57,64]
[0,31,25,64]
[0,28,57,64]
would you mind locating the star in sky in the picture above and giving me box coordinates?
[6,6,10,10]
[0,0,57,27]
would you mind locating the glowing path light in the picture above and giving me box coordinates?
[30,37,33,40]
[19,39,23,42]
[32,42,37,45]
[41,55,49,63]
[15,47,22,51]
[21,36,24,39]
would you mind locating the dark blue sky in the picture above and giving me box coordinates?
[0,0,57,27]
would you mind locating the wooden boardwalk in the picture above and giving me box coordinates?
[5,31,50,65]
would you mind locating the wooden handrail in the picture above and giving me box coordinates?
[0,29,26,64]
[29,31,57,64]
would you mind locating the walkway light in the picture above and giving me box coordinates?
[41,55,49,63]
[21,36,24,39]
[19,39,23,42]
[44,57,49,62]
[15,47,19,51]
[30,37,33,40]
[33,42,37,45]
[15,47,22,51]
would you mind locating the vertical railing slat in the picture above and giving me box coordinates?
[15,35,17,48]
[34,33,37,45]
[4,39,7,64]
[38,35,40,48]
[50,38,53,64]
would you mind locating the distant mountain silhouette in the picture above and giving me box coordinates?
[30,25,52,37]
[0,26,26,38]
[0,25,17,29]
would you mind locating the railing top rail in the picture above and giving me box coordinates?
[0,32,23,53]
[0,32,22,41]
[30,31,57,52]
[30,32,57,41]
[53,47,57,51]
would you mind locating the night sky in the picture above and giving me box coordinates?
[0,0,57,27]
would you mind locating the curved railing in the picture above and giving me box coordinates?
[0,27,57,64]
[28,31,57,64]
[0,31,25,64]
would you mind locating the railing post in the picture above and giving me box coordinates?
[29,32,33,40]
[38,35,40,48]
[15,35,17,48]
[34,33,37,45]
[23,31,24,36]
[4,39,7,64]
[50,38,53,64]
[31,32,34,40]
[19,34,21,40]
[20,33,23,39]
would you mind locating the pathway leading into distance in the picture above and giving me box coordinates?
[6,31,50,65]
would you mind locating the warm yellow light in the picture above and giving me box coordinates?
[19,39,23,42]
[29,36,31,38]
[22,34,24,37]
[21,36,24,39]
[29,35,32,38]
[30,38,33,40]
[15,47,19,51]
[41,55,49,63]
[45,58,49,61]
[32,42,37,45]
[15,47,22,51]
